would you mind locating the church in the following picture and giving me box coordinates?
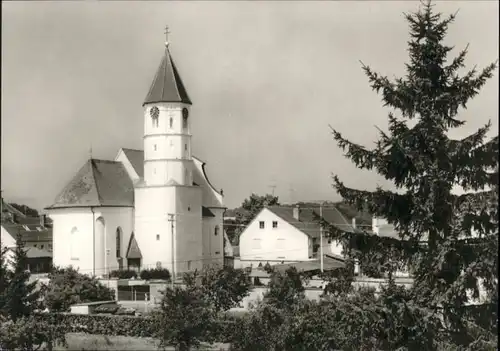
[45,34,225,279]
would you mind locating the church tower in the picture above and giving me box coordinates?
[134,29,203,277]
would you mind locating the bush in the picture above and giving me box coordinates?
[139,268,171,281]
[109,269,138,279]
[42,267,115,312]
[115,307,136,316]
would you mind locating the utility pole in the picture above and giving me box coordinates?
[320,202,324,273]
[352,218,359,276]
[168,213,175,288]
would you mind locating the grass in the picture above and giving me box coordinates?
[53,333,230,351]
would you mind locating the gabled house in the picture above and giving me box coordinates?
[238,204,363,269]
[1,205,53,274]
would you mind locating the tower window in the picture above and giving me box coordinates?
[154,144,157,151]
[184,144,187,151]
[156,234,160,241]
[214,226,219,236]
[182,108,189,129]
[169,117,173,129]
[150,106,160,128]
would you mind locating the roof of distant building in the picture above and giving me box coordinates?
[266,205,363,239]
[46,159,134,209]
[272,255,345,273]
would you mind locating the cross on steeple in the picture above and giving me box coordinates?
[164,25,170,47]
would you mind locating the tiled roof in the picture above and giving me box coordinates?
[47,159,134,209]
[121,148,144,179]
[266,205,361,239]
[143,47,191,106]
[2,222,52,243]
[121,149,204,183]
[202,206,215,217]
[126,233,142,259]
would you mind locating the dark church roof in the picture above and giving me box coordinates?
[126,233,142,259]
[46,159,134,209]
[143,47,192,106]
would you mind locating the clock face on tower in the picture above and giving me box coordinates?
[150,106,160,119]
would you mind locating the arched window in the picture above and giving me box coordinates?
[169,117,173,129]
[150,106,160,128]
[116,227,122,258]
[214,225,219,236]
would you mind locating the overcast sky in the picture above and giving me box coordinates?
[1,1,498,211]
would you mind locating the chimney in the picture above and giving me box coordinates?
[293,205,300,221]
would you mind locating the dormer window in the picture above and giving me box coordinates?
[182,108,189,129]
[150,106,159,128]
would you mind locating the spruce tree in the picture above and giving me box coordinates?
[3,233,40,321]
[0,245,10,317]
[328,0,498,345]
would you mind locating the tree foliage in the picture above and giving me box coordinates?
[41,266,115,312]
[328,0,498,346]
[2,233,40,321]
[183,266,251,312]
[264,267,307,310]
[8,203,39,217]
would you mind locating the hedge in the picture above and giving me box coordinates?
[33,312,239,342]
[34,313,157,338]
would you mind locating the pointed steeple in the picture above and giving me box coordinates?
[143,29,192,106]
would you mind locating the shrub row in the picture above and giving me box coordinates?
[33,312,239,341]
[34,313,157,338]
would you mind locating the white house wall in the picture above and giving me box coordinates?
[239,208,310,263]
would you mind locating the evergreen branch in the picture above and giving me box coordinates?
[329,125,378,170]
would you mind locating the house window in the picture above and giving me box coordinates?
[215,251,220,255]
[272,221,278,228]
[154,144,157,151]
[188,206,191,212]
[214,226,219,236]
[49,244,52,250]
[40,245,44,249]
[34,244,37,248]
[156,234,160,241]
[116,228,122,258]
[259,221,265,229]
[182,108,189,129]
